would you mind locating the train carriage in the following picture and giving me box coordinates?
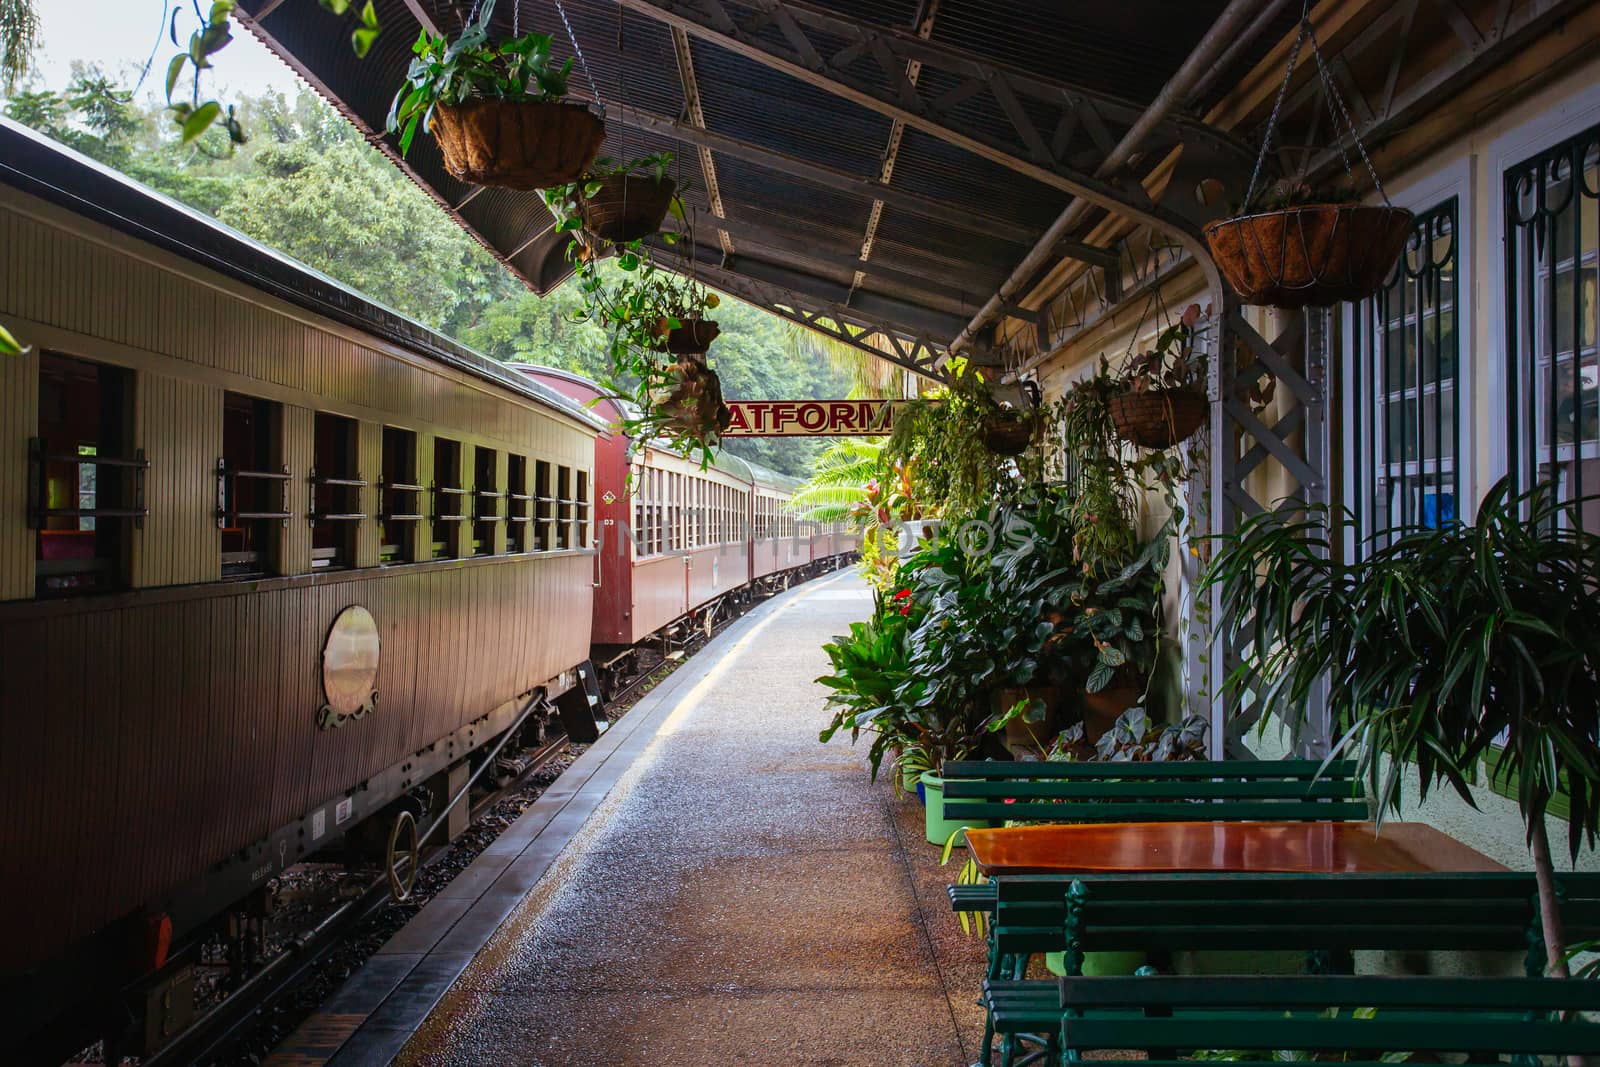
[0,120,606,1057]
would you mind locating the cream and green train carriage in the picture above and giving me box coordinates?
[0,118,608,1059]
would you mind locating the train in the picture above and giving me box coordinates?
[0,117,852,1061]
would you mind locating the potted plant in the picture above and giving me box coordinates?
[543,152,683,245]
[386,3,604,189]
[563,242,729,463]
[1108,302,1209,451]
[1204,478,1600,978]
[1057,530,1166,741]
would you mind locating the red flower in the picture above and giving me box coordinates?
[893,589,911,600]
[899,604,910,616]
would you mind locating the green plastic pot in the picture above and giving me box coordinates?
[1044,949,1147,976]
[920,771,991,845]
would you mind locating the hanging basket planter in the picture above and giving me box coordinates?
[1108,387,1208,450]
[1203,204,1413,309]
[578,175,677,244]
[658,315,721,355]
[982,413,1036,456]
[431,100,605,191]
[650,353,732,438]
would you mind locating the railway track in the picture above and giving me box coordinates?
[114,579,787,1067]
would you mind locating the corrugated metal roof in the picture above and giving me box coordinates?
[235,0,1293,354]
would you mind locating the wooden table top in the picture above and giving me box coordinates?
[964,820,1504,877]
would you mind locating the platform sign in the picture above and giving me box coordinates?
[723,399,905,437]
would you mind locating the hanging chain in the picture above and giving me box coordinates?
[1306,19,1391,205]
[555,0,603,110]
[1244,8,1308,211]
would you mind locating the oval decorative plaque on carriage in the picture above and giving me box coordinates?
[318,605,380,729]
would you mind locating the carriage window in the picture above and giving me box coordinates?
[506,454,530,553]
[431,436,465,559]
[1505,126,1600,530]
[556,466,574,549]
[219,392,285,578]
[1347,200,1461,555]
[32,352,138,596]
[310,412,363,571]
[535,460,553,551]
[473,446,499,556]
[379,427,421,564]
[576,470,590,548]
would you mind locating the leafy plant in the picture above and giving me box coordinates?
[1,0,39,95]
[1114,302,1206,395]
[817,601,919,784]
[386,4,569,158]
[884,360,1049,517]
[1239,177,1366,215]
[1061,363,1141,567]
[0,320,25,357]
[1203,478,1600,978]
[1057,528,1168,693]
[166,0,377,147]
[1048,706,1207,762]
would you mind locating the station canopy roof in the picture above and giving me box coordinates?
[237,0,1301,375]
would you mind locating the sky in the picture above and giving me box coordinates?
[28,0,304,98]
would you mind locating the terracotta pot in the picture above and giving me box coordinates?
[578,174,676,243]
[983,414,1036,455]
[430,99,604,190]
[1081,684,1142,743]
[1202,204,1413,308]
[1108,387,1208,449]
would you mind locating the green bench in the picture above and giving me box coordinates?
[1057,974,1600,1065]
[942,759,1366,987]
[973,871,1600,1067]
[940,758,1366,826]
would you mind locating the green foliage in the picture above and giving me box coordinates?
[1061,361,1141,567]
[0,0,39,95]
[788,438,886,525]
[884,360,1044,517]
[387,4,568,157]
[1058,528,1168,693]
[0,319,25,356]
[1202,478,1600,863]
[165,0,376,147]
[1048,706,1208,762]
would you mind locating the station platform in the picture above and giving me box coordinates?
[269,571,986,1067]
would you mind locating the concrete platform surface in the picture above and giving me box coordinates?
[392,572,986,1066]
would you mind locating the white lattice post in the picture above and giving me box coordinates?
[1206,304,1335,759]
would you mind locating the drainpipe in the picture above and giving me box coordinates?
[946,0,1273,359]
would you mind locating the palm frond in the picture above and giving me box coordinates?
[781,318,904,398]
[1,0,40,95]
[788,438,885,523]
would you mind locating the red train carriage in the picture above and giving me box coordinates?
[0,121,607,1061]
[515,368,857,679]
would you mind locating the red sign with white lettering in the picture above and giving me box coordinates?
[723,400,905,437]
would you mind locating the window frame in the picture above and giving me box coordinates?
[1342,157,1475,555]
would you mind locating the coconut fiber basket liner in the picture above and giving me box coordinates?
[663,317,721,355]
[1109,388,1207,450]
[983,416,1036,456]
[579,175,676,244]
[431,100,604,190]
[1203,203,1413,309]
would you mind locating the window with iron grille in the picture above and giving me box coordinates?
[506,453,530,553]
[1346,198,1461,555]
[1505,125,1600,530]
[379,426,421,564]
